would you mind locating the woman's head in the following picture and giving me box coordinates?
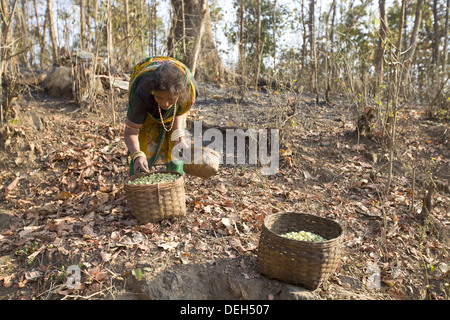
[146,63,190,108]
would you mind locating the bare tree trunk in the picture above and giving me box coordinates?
[42,1,49,65]
[444,0,449,76]
[239,0,246,79]
[432,0,440,99]
[189,0,207,77]
[46,0,59,64]
[18,0,31,67]
[86,0,91,49]
[384,0,416,194]
[401,0,424,93]
[92,0,99,55]
[432,0,439,68]
[374,0,388,87]
[139,0,145,58]
[0,0,10,124]
[123,0,130,70]
[0,0,19,123]
[167,0,178,56]
[309,0,318,103]
[32,0,45,68]
[272,0,277,70]
[0,9,3,125]
[182,0,186,56]
[0,10,2,125]
[396,0,406,56]
[323,6,331,101]
[80,0,86,50]
[106,0,114,67]
[1,0,17,63]
[255,0,262,87]
[427,0,449,117]
[300,0,307,80]
[151,0,158,56]
[169,0,231,81]
[325,0,336,103]
[1,0,15,48]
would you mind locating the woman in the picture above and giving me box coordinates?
[124,56,196,175]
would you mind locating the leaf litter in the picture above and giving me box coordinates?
[0,86,448,300]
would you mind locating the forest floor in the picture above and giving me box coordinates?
[0,78,449,301]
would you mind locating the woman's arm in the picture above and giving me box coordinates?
[124,119,149,173]
[173,113,186,131]
[124,119,141,154]
[172,113,187,144]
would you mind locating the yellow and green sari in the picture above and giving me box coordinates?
[127,56,196,175]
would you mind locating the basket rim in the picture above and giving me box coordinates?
[262,212,344,244]
[124,170,183,186]
[189,145,220,154]
[185,147,221,162]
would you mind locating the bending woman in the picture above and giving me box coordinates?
[124,56,196,175]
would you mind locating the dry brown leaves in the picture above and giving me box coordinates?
[0,99,449,300]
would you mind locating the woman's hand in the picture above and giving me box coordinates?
[134,155,150,174]
[174,136,188,148]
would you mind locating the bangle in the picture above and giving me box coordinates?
[125,124,140,133]
[171,129,185,141]
[132,151,146,162]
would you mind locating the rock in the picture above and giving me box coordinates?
[38,71,49,84]
[19,71,48,86]
[75,51,95,62]
[0,210,14,231]
[21,111,45,131]
[45,66,73,98]
[338,275,363,290]
[109,78,129,92]
[277,284,318,300]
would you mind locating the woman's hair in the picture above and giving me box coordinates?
[146,63,190,105]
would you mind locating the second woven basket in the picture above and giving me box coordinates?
[183,146,220,179]
[123,171,186,224]
[257,212,344,290]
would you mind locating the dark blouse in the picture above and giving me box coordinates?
[127,75,161,124]
[127,74,198,125]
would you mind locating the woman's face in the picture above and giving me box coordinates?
[153,90,179,110]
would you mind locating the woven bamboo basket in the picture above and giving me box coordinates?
[183,146,220,179]
[123,171,186,224]
[257,212,344,290]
